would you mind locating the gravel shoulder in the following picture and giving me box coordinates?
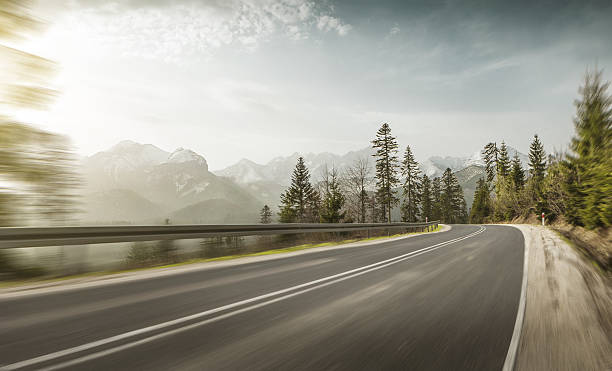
[512,224,612,371]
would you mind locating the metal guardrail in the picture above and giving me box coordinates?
[0,222,439,249]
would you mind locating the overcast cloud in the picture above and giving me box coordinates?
[19,0,612,168]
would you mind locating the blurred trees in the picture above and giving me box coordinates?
[470,67,611,230]
[0,1,80,228]
[566,68,612,228]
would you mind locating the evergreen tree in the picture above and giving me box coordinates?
[510,153,525,191]
[371,123,400,222]
[566,68,612,228]
[528,134,547,180]
[400,145,421,222]
[497,141,510,177]
[459,198,469,224]
[305,189,322,223]
[319,166,346,223]
[470,178,491,223]
[440,168,459,223]
[438,168,467,224]
[278,157,317,223]
[259,205,272,224]
[431,177,442,221]
[527,134,547,212]
[483,142,498,182]
[421,175,432,221]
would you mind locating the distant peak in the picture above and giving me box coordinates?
[166,148,208,168]
[111,140,141,150]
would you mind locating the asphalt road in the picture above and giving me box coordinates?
[0,225,524,370]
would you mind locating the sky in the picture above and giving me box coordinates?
[14,0,612,169]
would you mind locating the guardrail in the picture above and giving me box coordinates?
[0,222,439,249]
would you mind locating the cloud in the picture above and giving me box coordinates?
[56,0,352,62]
[388,25,400,37]
[316,15,352,36]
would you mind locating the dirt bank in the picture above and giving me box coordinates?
[512,225,612,371]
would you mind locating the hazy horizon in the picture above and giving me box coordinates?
[14,0,612,168]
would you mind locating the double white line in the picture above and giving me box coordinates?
[2,226,486,371]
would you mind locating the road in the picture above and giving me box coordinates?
[0,225,524,370]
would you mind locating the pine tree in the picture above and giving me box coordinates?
[319,166,346,223]
[527,134,547,213]
[421,174,432,221]
[431,177,442,221]
[278,157,317,223]
[510,153,525,191]
[400,145,421,222]
[440,168,466,224]
[259,205,272,224]
[497,141,510,177]
[566,68,612,228]
[470,177,491,223]
[441,168,456,223]
[459,198,469,224]
[371,123,400,222]
[528,134,547,181]
[483,142,498,182]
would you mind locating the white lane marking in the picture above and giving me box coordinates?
[2,258,336,331]
[1,227,485,371]
[502,225,530,371]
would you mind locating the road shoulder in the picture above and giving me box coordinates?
[511,224,612,371]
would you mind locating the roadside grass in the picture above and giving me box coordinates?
[0,225,442,289]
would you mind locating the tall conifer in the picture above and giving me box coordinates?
[371,123,400,222]
[400,145,421,222]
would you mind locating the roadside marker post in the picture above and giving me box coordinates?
[541,212,545,226]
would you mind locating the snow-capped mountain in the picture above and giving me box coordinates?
[81,140,170,192]
[80,141,261,224]
[165,147,208,168]
[214,147,375,185]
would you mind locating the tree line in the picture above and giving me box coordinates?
[262,123,467,224]
[470,68,611,230]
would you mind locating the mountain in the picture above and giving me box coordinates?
[81,140,170,194]
[80,141,262,224]
[215,147,375,186]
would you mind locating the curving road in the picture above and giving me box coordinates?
[0,225,524,370]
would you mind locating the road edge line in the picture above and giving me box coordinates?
[502,224,530,371]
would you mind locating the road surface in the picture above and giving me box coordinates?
[0,225,524,370]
